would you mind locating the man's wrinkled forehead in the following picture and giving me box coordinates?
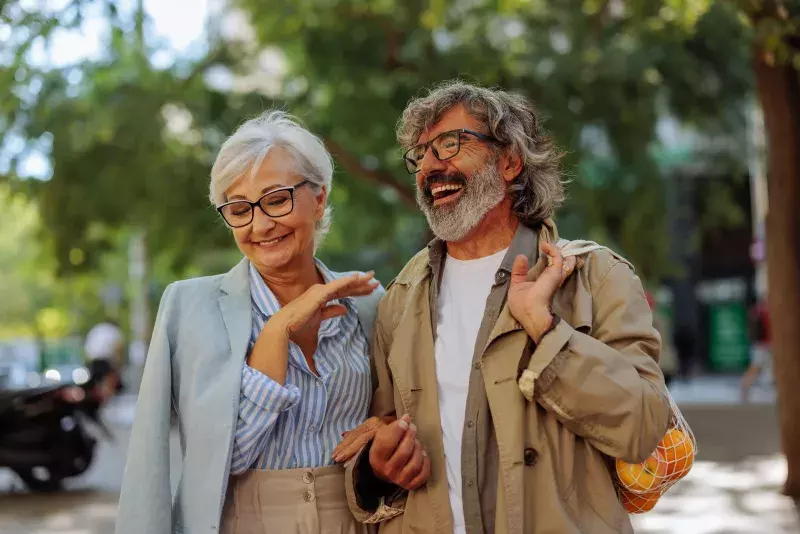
[416,105,482,145]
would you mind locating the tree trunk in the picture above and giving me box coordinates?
[752,44,800,498]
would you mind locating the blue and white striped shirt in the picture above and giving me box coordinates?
[229,261,372,474]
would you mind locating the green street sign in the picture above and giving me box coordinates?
[708,302,750,371]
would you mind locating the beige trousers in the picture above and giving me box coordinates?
[220,465,371,534]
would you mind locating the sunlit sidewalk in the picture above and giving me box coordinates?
[668,375,776,406]
[631,455,798,533]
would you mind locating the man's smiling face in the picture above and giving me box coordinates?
[413,105,508,242]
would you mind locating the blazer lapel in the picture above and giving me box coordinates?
[218,257,253,367]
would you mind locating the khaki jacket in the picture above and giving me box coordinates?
[346,220,670,534]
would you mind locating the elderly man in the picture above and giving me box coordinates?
[335,81,670,534]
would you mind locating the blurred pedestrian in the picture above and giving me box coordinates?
[340,81,670,533]
[740,300,772,402]
[83,318,125,400]
[673,324,696,381]
[116,111,384,534]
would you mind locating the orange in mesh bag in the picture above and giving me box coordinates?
[614,394,697,514]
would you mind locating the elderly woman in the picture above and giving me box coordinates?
[115,111,383,534]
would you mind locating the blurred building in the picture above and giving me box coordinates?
[659,104,766,378]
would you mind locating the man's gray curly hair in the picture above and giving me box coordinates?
[397,80,565,224]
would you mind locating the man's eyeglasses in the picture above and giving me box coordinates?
[402,129,497,174]
[216,179,310,228]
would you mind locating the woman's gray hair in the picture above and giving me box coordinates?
[209,110,334,247]
[397,80,565,224]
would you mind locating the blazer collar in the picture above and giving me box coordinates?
[219,256,251,298]
[218,257,252,366]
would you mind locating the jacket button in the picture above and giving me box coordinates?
[524,448,538,466]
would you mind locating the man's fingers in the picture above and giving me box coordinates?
[396,440,424,488]
[541,241,563,268]
[538,241,566,288]
[405,450,431,490]
[510,254,529,286]
[559,256,577,286]
[385,422,417,474]
[371,415,411,461]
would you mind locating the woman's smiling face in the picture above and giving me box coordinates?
[224,146,326,273]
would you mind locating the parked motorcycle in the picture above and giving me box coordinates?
[0,381,111,492]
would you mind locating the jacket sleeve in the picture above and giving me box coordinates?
[345,295,407,523]
[528,260,671,463]
[115,284,177,534]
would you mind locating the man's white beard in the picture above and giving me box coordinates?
[416,162,507,243]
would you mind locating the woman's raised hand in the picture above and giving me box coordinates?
[272,272,380,336]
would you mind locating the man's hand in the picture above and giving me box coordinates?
[332,415,396,463]
[368,414,431,491]
[507,241,576,344]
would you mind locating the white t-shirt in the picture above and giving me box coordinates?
[84,322,124,361]
[434,248,507,534]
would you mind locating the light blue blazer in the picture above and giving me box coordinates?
[115,258,384,534]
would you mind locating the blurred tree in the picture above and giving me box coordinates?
[231,0,800,503]
[0,0,237,275]
[231,0,754,282]
[0,184,53,338]
[0,0,426,288]
[731,0,800,504]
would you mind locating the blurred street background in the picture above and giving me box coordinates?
[2,0,800,532]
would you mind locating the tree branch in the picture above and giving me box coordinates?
[325,137,416,208]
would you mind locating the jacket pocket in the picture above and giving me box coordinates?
[561,481,622,534]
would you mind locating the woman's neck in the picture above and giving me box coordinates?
[255,255,322,305]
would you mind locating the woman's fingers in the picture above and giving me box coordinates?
[320,272,379,302]
[319,304,348,321]
[332,416,385,462]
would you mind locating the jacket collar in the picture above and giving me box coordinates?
[425,218,557,283]
[219,256,251,297]
[218,257,252,369]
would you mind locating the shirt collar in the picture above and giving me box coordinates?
[249,263,281,319]
[427,221,541,286]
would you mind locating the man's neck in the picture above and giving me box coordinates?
[446,201,519,260]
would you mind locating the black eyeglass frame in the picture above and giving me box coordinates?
[402,128,498,174]
[216,179,311,228]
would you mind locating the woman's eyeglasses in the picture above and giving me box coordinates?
[216,179,310,228]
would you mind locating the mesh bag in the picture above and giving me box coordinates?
[614,392,697,514]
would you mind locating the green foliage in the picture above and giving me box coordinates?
[0,0,241,276]
[4,0,795,338]
[0,184,53,336]
[233,0,756,281]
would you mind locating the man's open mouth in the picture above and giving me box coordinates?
[427,180,466,206]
